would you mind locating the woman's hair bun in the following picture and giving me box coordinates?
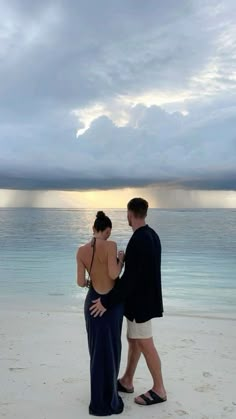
[94,211,112,232]
[96,211,106,219]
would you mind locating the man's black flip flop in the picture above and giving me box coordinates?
[135,389,167,405]
[117,380,134,394]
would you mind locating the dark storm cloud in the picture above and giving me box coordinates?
[0,0,236,191]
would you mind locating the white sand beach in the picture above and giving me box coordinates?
[0,305,235,419]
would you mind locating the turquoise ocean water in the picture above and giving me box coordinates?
[0,208,235,317]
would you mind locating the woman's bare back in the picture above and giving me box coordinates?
[78,239,120,294]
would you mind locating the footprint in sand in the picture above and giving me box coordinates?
[203,371,212,378]
[175,409,188,416]
[9,367,27,372]
[181,338,196,344]
[221,354,230,359]
[195,383,215,393]
[62,377,78,384]
[223,406,234,413]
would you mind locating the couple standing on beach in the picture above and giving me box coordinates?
[76,197,166,416]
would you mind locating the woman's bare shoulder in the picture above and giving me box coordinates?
[77,242,92,255]
[106,240,117,248]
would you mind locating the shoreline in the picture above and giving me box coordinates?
[0,295,235,321]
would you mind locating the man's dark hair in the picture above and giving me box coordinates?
[127,197,149,218]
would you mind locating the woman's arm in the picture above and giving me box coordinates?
[107,241,124,280]
[76,248,86,287]
[100,238,140,308]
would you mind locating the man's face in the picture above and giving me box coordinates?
[127,210,133,227]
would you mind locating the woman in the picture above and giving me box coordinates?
[76,211,125,416]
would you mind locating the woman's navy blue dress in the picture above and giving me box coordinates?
[84,285,124,416]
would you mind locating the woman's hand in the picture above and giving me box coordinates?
[90,298,107,317]
[118,250,125,263]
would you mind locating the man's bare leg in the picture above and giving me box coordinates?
[119,338,141,390]
[135,337,166,404]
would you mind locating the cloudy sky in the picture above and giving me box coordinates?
[0,0,236,207]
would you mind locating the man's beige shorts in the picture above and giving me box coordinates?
[127,319,152,339]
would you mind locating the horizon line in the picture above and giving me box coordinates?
[0,207,235,210]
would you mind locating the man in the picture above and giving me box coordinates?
[90,197,167,406]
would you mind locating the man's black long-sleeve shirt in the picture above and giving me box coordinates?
[101,225,163,323]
